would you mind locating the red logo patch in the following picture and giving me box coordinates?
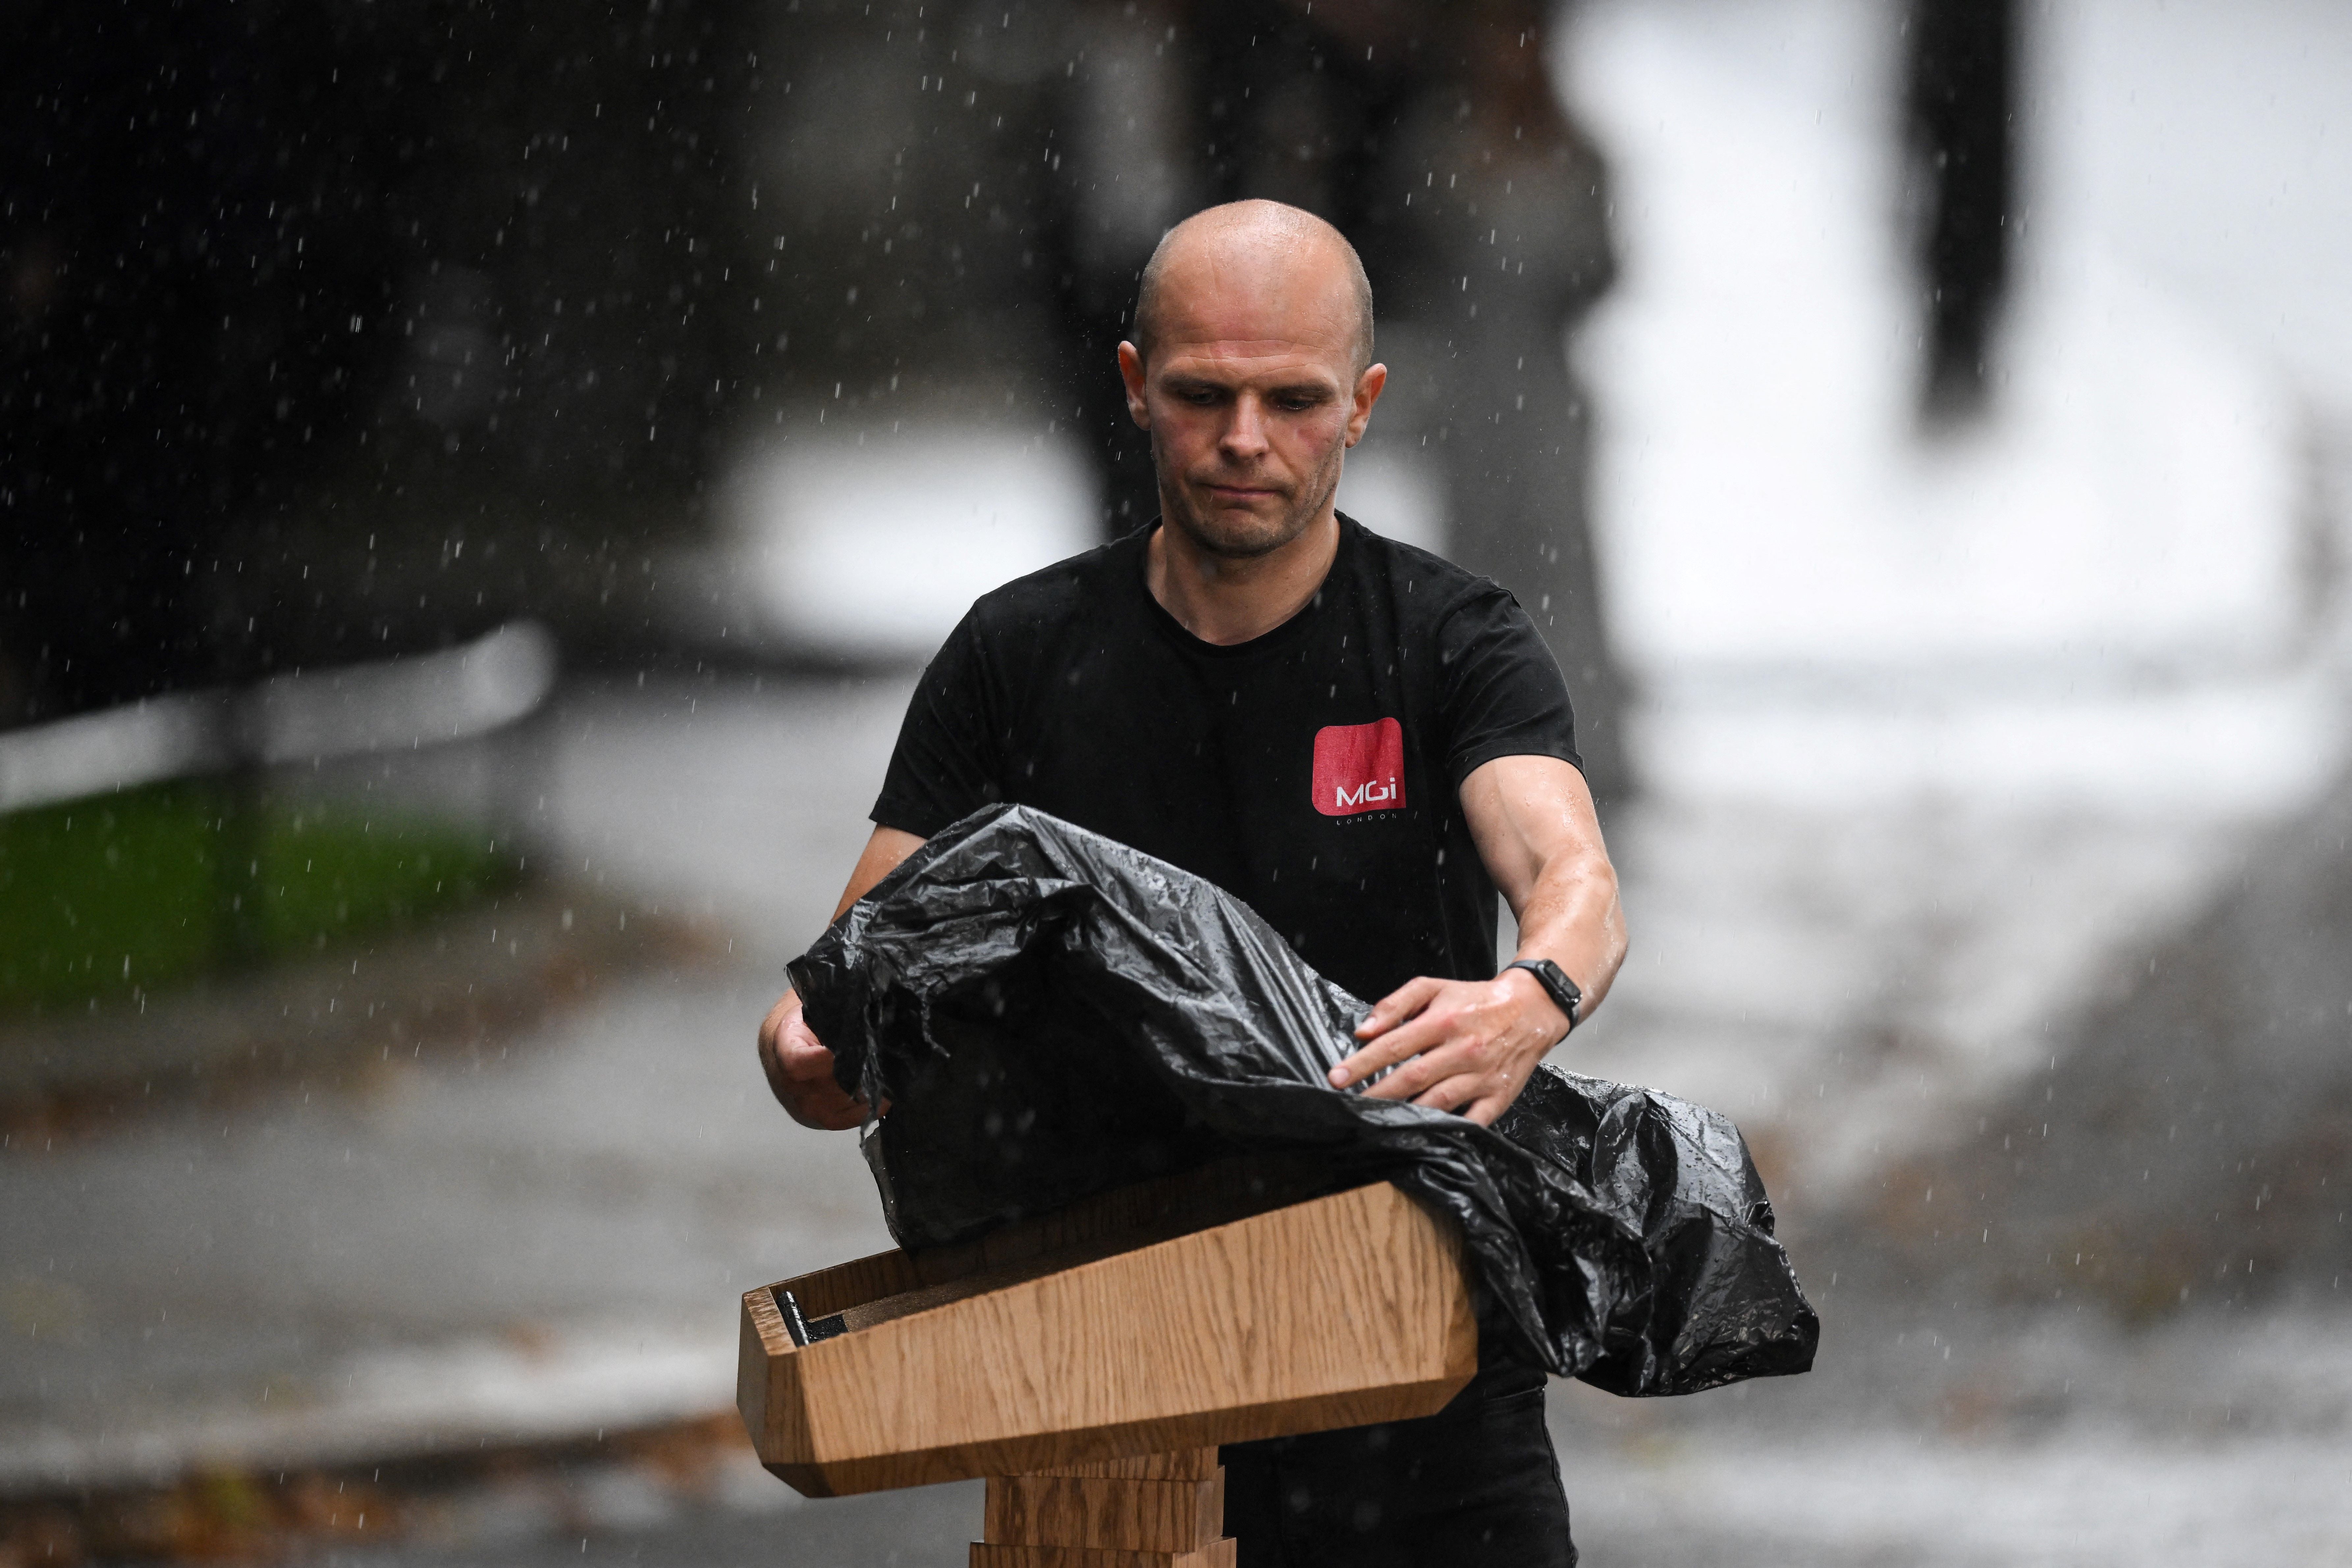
[1312,718,1406,817]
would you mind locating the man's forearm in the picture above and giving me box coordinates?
[1458,754,1628,1026]
[832,825,929,921]
[1506,842,1626,1024]
[757,824,930,1130]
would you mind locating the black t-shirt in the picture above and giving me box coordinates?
[871,514,1581,1004]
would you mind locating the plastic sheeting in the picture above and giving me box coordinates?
[789,803,1817,1395]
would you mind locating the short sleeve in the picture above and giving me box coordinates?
[1434,587,1582,783]
[870,613,1004,837]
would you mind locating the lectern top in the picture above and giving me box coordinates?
[738,1175,1476,1498]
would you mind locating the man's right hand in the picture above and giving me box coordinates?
[757,989,877,1130]
[759,826,926,1131]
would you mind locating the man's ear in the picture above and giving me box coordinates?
[1117,341,1151,429]
[1344,362,1389,447]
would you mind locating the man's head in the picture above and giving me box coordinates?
[1119,201,1385,561]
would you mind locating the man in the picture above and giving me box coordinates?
[1040,0,1632,804]
[758,199,1627,1566]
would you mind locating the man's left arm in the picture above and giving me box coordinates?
[1328,755,1628,1125]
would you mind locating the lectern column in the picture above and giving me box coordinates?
[972,1446,1235,1566]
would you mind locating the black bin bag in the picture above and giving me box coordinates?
[790,804,1818,1396]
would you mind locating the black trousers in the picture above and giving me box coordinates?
[1221,1359,1576,1567]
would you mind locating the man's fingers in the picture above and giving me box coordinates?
[1407,1073,1488,1116]
[1331,1007,1452,1086]
[1362,1034,1519,1108]
[776,1012,834,1075]
[1354,976,1444,1041]
[780,1042,838,1084]
[1456,1092,1509,1127]
[800,1099,867,1132]
[1361,976,1444,1033]
[1361,1039,1485,1103]
[1327,972,1554,1122]
[758,990,882,1128]
[1357,1031,1488,1101]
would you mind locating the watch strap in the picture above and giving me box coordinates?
[1505,958,1582,1033]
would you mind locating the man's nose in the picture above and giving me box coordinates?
[1220,395,1270,460]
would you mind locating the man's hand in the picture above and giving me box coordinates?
[1325,753,1624,1127]
[755,825,927,1132]
[757,990,879,1130]
[1328,968,1571,1126]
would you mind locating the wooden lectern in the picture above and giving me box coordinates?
[739,1161,1477,1565]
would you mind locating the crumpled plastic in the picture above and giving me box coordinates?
[789,803,1818,1395]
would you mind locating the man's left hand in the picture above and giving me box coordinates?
[1328,968,1571,1126]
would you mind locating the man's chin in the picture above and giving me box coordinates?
[1173,493,1305,559]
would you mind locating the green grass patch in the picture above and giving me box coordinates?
[0,779,519,1015]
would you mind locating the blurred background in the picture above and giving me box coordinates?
[4,0,2350,1561]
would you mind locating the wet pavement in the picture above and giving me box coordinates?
[0,678,909,1495]
[285,1304,2352,1567]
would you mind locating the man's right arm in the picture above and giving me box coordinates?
[756,825,927,1129]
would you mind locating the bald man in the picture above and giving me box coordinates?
[760,200,1625,1567]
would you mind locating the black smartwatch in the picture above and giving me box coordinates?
[1504,958,1582,1035]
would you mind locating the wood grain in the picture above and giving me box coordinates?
[984,1473,1223,1553]
[736,1281,804,1462]
[776,1247,925,1323]
[788,1153,1345,1325]
[740,1179,1476,1497]
[1033,1448,1220,1481]
[968,1542,1236,1568]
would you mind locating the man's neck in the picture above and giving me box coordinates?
[1146,507,1342,647]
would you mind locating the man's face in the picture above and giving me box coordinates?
[1118,252,1384,560]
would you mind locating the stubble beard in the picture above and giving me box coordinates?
[1154,436,1347,563]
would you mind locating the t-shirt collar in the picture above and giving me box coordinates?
[1130,512,1358,662]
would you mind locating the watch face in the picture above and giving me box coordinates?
[1533,961,1580,1023]
[1512,959,1579,1022]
